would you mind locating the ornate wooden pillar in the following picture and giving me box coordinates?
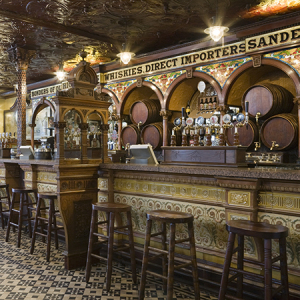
[160,110,172,146]
[29,123,36,150]
[7,47,35,154]
[80,123,89,163]
[117,114,123,149]
[294,96,300,159]
[100,124,111,163]
[54,122,66,163]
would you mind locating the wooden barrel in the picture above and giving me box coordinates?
[261,113,298,150]
[130,99,161,125]
[141,122,172,150]
[242,83,294,119]
[226,119,258,149]
[120,124,141,147]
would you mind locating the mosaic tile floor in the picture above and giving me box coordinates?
[0,229,218,300]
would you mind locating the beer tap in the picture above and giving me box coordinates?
[254,112,261,151]
[245,101,249,129]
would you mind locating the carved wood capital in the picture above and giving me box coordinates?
[54,121,66,129]
[100,124,110,131]
[7,47,36,71]
[160,110,172,119]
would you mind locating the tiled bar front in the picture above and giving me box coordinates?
[98,163,300,295]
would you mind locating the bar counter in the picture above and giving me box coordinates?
[1,158,300,296]
[99,162,300,296]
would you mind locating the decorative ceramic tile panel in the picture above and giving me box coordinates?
[265,47,300,76]
[105,79,136,101]
[98,178,108,191]
[37,172,57,183]
[258,212,300,268]
[228,191,251,207]
[195,58,251,87]
[114,178,225,203]
[258,192,300,212]
[144,71,185,94]
[37,183,57,193]
[98,192,108,202]
[115,193,227,251]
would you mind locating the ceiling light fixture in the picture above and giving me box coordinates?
[204,26,229,42]
[55,64,67,81]
[117,43,135,65]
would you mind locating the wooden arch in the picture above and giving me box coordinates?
[30,97,56,149]
[119,81,164,115]
[163,71,223,110]
[222,57,300,104]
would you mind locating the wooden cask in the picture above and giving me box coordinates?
[140,122,174,150]
[242,83,294,119]
[261,113,298,150]
[130,99,161,125]
[121,124,141,147]
[226,119,258,149]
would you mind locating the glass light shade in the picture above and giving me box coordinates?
[117,51,135,64]
[56,69,67,81]
[204,26,229,42]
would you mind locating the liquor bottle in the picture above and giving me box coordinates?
[204,98,208,110]
[208,98,212,111]
[199,99,204,111]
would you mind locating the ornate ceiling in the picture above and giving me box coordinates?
[0,0,300,94]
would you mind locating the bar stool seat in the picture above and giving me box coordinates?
[6,188,37,247]
[0,184,11,229]
[139,210,200,300]
[218,220,289,300]
[85,202,137,291]
[30,193,64,261]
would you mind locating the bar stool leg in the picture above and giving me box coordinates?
[106,211,115,291]
[0,201,4,229]
[161,222,167,292]
[264,239,272,300]
[127,210,137,284]
[279,237,289,299]
[30,196,42,255]
[85,209,97,283]
[236,235,244,298]
[46,199,54,262]
[139,218,152,300]
[167,222,176,300]
[5,192,15,242]
[188,221,200,300]
[218,231,236,300]
[24,192,33,238]
[17,193,24,247]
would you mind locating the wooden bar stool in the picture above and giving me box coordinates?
[6,188,37,247]
[139,210,200,300]
[30,193,63,261]
[218,220,289,300]
[85,202,137,291]
[0,184,11,229]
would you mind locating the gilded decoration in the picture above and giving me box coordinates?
[258,213,300,269]
[195,58,251,87]
[265,47,300,76]
[258,192,300,212]
[228,191,251,207]
[115,193,227,251]
[104,79,136,100]
[144,71,185,94]
[114,178,225,203]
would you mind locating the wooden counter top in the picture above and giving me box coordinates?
[100,162,300,181]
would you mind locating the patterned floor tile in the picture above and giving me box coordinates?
[0,229,218,300]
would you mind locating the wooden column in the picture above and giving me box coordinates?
[160,110,172,146]
[100,124,111,163]
[80,123,89,163]
[54,121,66,163]
[294,96,300,159]
[29,123,36,150]
[117,115,122,150]
[7,47,35,154]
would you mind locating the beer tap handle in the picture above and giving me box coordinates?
[245,101,249,129]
